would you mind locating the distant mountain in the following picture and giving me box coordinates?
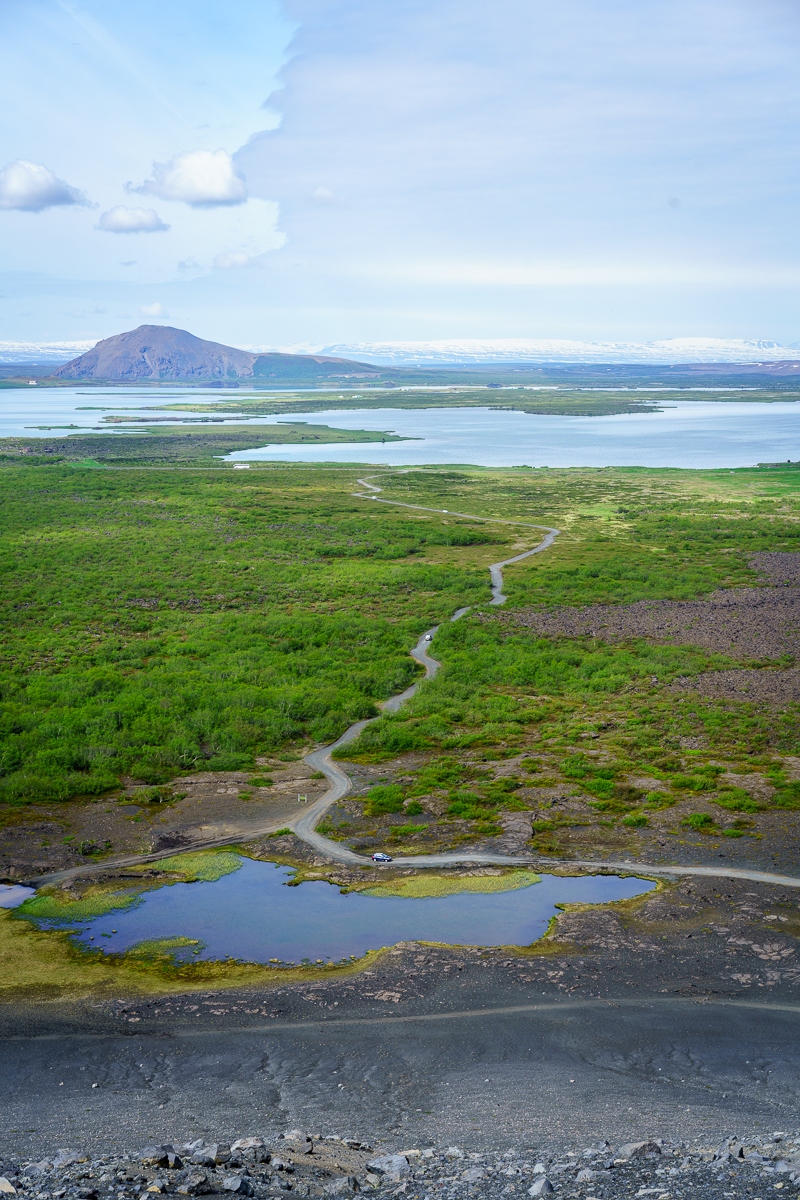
[318,337,799,366]
[50,325,384,382]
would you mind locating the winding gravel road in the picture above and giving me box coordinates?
[292,474,800,890]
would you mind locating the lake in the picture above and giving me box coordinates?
[2,384,798,467]
[15,859,655,964]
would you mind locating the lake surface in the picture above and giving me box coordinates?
[224,401,800,469]
[20,859,655,963]
[2,384,798,467]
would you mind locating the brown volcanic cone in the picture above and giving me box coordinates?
[51,324,257,381]
[50,324,384,382]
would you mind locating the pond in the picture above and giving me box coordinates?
[16,859,655,963]
[0,883,35,908]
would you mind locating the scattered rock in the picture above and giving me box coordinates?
[221,1175,252,1194]
[176,1172,212,1195]
[528,1179,554,1196]
[616,1140,661,1159]
[365,1155,409,1180]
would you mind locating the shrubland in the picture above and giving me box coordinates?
[1,458,799,822]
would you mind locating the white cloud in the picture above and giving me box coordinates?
[140,302,168,317]
[0,159,89,211]
[311,187,337,204]
[213,250,252,269]
[96,205,169,233]
[130,149,247,207]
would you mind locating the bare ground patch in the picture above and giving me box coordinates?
[489,586,800,661]
[669,665,800,705]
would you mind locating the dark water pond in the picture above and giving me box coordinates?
[39,859,655,963]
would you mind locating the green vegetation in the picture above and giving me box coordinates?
[0,422,410,466]
[144,850,242,881]
[2,459,799,827]
[15,886,143,924]
[124,935,205,965]
[682,812,715,830]
[13,851,241,931]
[0,467,506,804]
[364,868,541,899]
[339,621,743,761]
[714,788,762,813]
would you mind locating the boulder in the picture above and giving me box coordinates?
[140,1148,173,1169]
[323,1179,359,1196]
[53,1151,83,1170]
[528,1180,554,1196]
[616,1141,661,1159]
[176,1172,213,1195]
[221,1176,252,1194]
[189,1154,216,1170]
[27,1162,52,1176]
[444,1148,465,1160]
[461,1167,486,1181]
[365,1155,409,1180]
[0,1180,17,1195]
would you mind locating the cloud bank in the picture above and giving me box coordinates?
[97,206,169,233]
[0,160,89,212]
[130,149,247,207]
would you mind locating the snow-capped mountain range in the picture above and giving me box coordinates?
[0,340,95,364]
[315,337,799,366]
[2,334,799,367]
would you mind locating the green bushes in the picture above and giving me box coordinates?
[364,784,405,815]
[770,779,800,809]
[714,788,762,813]
[683,812,715,830]
[1,468,507,803]
[388,823,428,839]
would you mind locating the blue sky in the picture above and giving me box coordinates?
[2,0,800,347]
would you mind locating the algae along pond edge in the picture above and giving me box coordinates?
[13,856,656,967]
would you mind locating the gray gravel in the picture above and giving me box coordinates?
[2,1128,799,1200]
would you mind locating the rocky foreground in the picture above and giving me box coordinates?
[2,1129,800,1200]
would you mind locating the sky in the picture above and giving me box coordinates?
[2,0,800,349]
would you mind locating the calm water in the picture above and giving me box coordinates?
[0,883,34,908]
[1,385,798,467]
[24,859,655,963]
[224,401,800,469]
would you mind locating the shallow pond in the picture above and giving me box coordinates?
[20,859,655,963]
[0,883,34,908]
